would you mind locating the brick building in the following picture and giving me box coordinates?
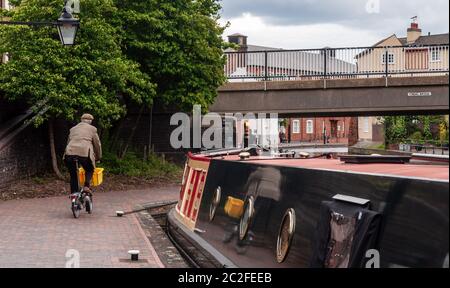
[0,0,8,9]
[285,117,354,144]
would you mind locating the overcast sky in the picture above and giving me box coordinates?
[219,0,449,49]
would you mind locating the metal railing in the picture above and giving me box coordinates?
[224,44,449,81]
[400,139,449,155]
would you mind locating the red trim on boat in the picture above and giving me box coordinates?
[188,152,211,163]
[198,173,206,199]
[183,169,197,215]
[192,172,207,221]
[187,171,201,219]
[178,167,190,210]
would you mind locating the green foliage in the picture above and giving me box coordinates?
[383,115,449,145]
[410,131,423,143]
[32,176,45,185]
[419,116,432,140]
[0,0,156,127]
[376,143,386,150]
[113,0,227,112]
[439,120,449,144]
[101,149,181,179]
[382,116,408,145]
[1,0,228,124]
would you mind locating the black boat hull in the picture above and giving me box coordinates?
[176,159,449,268]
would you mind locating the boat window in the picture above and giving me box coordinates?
[239,196,255,240]
[325,212,356,268]
[209,186,222,222]
[276,208,296,263]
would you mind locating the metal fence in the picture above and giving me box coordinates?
[224,44,449,81]
[399,139,449,155]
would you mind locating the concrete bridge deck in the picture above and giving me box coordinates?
[212,75,449,116]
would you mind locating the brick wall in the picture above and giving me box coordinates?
[0,119,69,188]
[372,124,385,142]
[0,98,27,124]
[0,125,49,188]
[287,117,352,144]
[0,100,182,189]
[110,102,189,156]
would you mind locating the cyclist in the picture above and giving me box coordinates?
[64,113,102,195]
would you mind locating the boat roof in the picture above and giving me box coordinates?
[214,155,449,182]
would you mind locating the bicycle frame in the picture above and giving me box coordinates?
[70,158,92,218]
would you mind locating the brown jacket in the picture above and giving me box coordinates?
[64,122,102,167]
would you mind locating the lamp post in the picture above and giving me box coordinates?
[56,7,79,46]
[0,4,79,46]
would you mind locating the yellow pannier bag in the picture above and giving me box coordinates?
[224,196,244,219]
[78,168,104,187]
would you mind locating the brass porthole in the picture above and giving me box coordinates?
[239,196,255,240]
[276,208,296,263]
[209,186,221,222]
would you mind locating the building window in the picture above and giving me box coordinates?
[306,120,314,134]
[363,117,370,133]
[382,53,395,64]
[0,0,8,9]
[430,50,441,62]
[292,120,300,134]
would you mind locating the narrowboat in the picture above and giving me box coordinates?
[167,149,449,268]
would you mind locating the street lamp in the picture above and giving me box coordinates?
[56,7,79,46]
[0,4,80,46]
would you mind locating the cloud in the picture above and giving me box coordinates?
[220,0,449,38]
[220,13,383,48]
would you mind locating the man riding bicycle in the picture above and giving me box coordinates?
[64,113,102,195]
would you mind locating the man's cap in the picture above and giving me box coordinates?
[81,113,94,121]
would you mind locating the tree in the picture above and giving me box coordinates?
[112,0,227,112]
[382,116,408,146]
[383,115,449,147]
[0,0,155,178]
[1,0,228,178]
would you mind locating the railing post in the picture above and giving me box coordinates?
[323,48,327,79]
[264,51,268,81]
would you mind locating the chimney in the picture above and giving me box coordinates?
[227,33,248,51]
[407,17,422,44]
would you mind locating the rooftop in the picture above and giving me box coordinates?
[216,156,449,181]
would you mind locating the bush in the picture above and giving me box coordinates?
[376,143,386,150]
[101,150,182,180]
[410,131,423,143]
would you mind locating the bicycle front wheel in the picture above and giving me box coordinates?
[72,203,81,218]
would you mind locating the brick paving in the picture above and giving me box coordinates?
[0,185,180,268]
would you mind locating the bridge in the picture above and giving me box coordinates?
[211,44,449,116]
